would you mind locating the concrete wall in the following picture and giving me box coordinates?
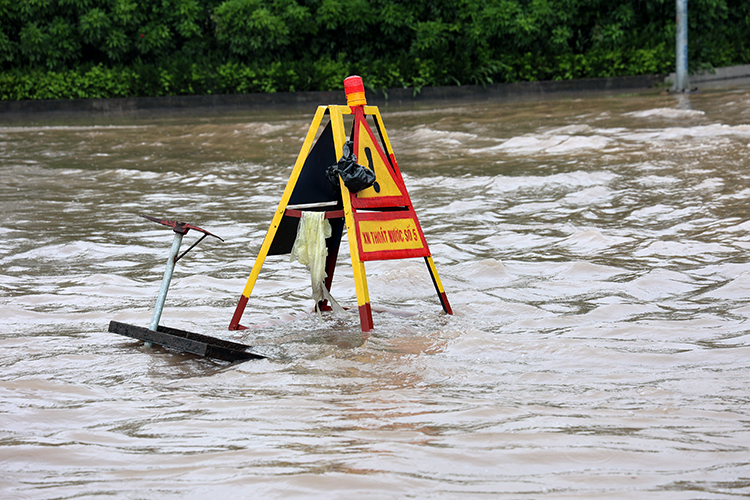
[0,74,663,121]
[665,64,750,87]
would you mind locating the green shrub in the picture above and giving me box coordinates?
[0,0,748,100]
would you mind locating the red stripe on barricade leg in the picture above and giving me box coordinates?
[229,295,249,330]
[358,303,374,332]
[439,292,453,315]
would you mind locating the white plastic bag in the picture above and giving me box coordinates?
[290,211,344,315]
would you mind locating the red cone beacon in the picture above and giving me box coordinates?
[344,75,367,107]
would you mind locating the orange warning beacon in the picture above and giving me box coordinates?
[344,75,367,107]
[229,76,452,332]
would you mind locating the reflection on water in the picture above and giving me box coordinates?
[2,86,750,498]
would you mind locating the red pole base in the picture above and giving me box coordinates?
[229,295,249,330]
[358,303,374,332]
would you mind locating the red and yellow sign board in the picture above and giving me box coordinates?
[355,210,429,261]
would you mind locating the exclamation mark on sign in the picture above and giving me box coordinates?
[364,147,381,193]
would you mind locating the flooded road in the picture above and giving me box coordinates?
[2,85,750,499]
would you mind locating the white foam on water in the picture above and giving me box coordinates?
[427,198,493,215]
[470,133,614,155]
[450,258,510,290]
[627,203,703,223]
[464,119,750,160]
[550,260,626,281]
[692,177,725,190]
[634,239,734,258]
[544,124,596,135]
[555,228,631,253]
[723,218,750,232]
[480,232,559,252]
[621,268,698,300]
[701,271,750,300]
[561,185,613,205]
[486,170,619,194]
[546,134,612,153]
[636,174,681,186]
[486,135,569,153]
[367,260,435,299]
[235,122,290,135]
[399,126,479,145]
[618,123,750,142]
[624,108,707,119]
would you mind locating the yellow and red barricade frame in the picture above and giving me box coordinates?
[229,77,452,332]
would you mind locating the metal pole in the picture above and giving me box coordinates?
[149,231,184,333]
[675,0,689,91]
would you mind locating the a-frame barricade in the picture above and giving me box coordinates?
[229,76,452,332]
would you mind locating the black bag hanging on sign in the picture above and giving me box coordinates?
[326,140,376,193]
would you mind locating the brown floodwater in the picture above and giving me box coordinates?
[2,84,750,499]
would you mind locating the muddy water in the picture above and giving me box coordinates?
[2,86,750,499]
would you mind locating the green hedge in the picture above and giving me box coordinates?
[0,0,748,100]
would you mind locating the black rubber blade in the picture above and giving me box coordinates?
[109,320,265,361]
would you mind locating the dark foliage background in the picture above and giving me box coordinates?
[0,0,748,100]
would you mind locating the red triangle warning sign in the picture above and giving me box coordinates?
[351,110,411,209]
